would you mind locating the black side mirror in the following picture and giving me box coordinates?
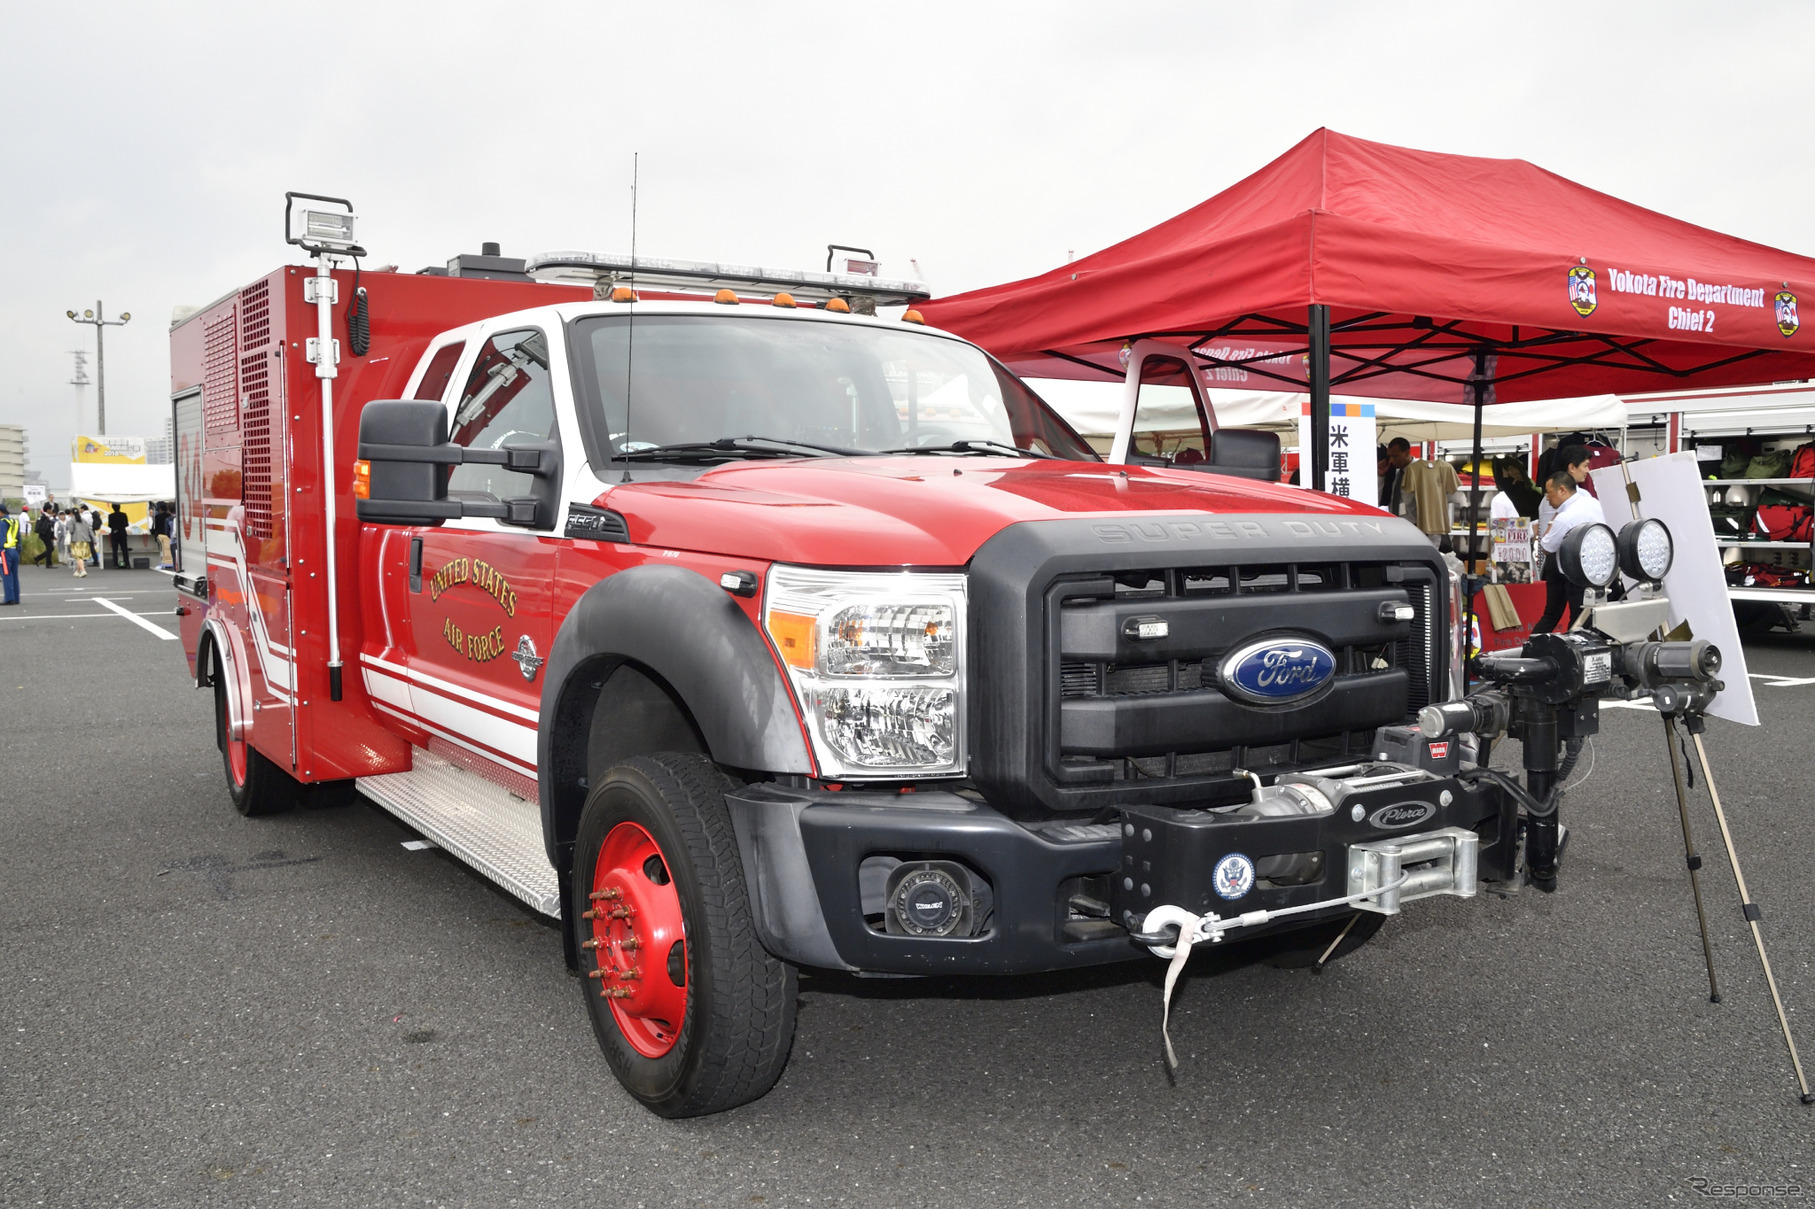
[355,399,556,527]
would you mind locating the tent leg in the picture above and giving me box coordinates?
[1309,305,1331,492]
[1465,351,1489,681]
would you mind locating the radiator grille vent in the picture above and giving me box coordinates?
[239,279,271,350]
[202,309,238,432]
[238,283,274,538]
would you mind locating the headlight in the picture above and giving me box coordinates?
[763,567,967,777]
[1558,522,1618,589]
[1617,518,1673,583]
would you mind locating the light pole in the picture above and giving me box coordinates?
[66,302,130,435]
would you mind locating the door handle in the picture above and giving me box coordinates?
[409,536,423,593]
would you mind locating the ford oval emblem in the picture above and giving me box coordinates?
[1218,636,1337,705]
[1368,801,1437,830]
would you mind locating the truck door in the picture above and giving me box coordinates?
[400,326,562,783]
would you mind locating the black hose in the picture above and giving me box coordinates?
[346,259,370,357]
[1556,737,1584,785]
[1457,766,1560,818]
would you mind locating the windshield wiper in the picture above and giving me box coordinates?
[873,439,1059,460]
[616,436,866,462]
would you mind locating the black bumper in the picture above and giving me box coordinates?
[724,773,1516,976]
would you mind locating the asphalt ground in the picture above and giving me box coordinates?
[4,561,1815,1207]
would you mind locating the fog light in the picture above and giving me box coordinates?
[883,861,982,938]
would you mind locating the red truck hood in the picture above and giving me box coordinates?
[597,457,1396,567]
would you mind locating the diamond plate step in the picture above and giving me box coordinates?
[358,748,560,917]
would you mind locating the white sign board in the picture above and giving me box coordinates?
[1593,452,1757,726]
[1297,401,1377,502]
[22,484,46,507]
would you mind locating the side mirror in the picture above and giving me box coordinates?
[355,399,554,527]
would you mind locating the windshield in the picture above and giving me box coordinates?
[567,314,1097,463]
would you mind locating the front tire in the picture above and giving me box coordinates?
[573,754,797,1118]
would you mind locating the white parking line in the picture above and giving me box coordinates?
[1749,673,1815,688]
[90,597,179,641]
[0,611,171,621]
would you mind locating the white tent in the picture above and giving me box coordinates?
[1028,379,1628,443]
[69,462,175,505]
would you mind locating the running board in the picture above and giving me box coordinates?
[358,748,560,917]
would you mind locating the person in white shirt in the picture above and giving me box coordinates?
[1532,472,1606,633]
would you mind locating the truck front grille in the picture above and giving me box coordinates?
[1046,560,1436,795]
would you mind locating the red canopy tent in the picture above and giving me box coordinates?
[920,129,1815,491]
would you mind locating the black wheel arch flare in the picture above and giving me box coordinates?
[537,563,812,869]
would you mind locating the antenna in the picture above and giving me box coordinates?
[620,152,638,484]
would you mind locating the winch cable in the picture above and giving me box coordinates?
[1142,872,1410,1069]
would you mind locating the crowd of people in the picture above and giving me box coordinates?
[0,499,179,605]
[1375,440,1607,635]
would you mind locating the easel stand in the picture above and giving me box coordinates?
[1660,710,1814,1104]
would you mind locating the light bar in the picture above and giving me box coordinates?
[526,249,930,306]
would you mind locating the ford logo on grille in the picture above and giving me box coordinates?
[1218,636,1337,705]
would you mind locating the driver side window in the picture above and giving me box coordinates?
[448,328,555,501]
[1130,356,1208,465]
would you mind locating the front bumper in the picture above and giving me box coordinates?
[725,767,1516,976]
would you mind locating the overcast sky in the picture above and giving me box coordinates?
[4,1,1809,487]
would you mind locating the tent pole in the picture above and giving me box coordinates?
[1465,350,1488,682]
[1309,305,1331,491]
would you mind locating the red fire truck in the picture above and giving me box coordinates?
[172,197,1504,1116]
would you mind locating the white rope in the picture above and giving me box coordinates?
[1150,873,1410,1069]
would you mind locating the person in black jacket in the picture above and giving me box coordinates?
[107,503,130,570]
[32,508,56,567]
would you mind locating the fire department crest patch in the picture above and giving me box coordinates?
[1567,266,1598,317]
[1776,290,1800,338]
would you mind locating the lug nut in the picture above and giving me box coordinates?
[620,936,641,951]
[589,887,622,901]
[617,966,642,981]
[581,938,600,950]
[581,909,597,921]
[609,906,633,920]
[601,986,634,999]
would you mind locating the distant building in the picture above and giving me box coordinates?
[144,416,175,465]
[0,423,27,497]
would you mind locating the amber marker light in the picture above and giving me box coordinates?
[765,610,818,670]
[714,288,740,304]
[772,292,797,308]
[825,298,851,313]
[902,309,926,324]
[610,286,638,303]
[352,460,371,499]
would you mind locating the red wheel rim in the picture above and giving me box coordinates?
[590,821,687,1058]
[227,736,248,787]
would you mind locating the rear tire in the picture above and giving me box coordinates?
[211,651,295,817]
[573,753,797,1117]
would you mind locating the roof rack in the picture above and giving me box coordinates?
[526,250,930,306]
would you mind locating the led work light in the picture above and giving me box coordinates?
[1558,522,1619,589]
[1617,518,1674,583]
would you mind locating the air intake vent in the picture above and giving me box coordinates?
[238,281,274,539]
[202,309,238,432]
